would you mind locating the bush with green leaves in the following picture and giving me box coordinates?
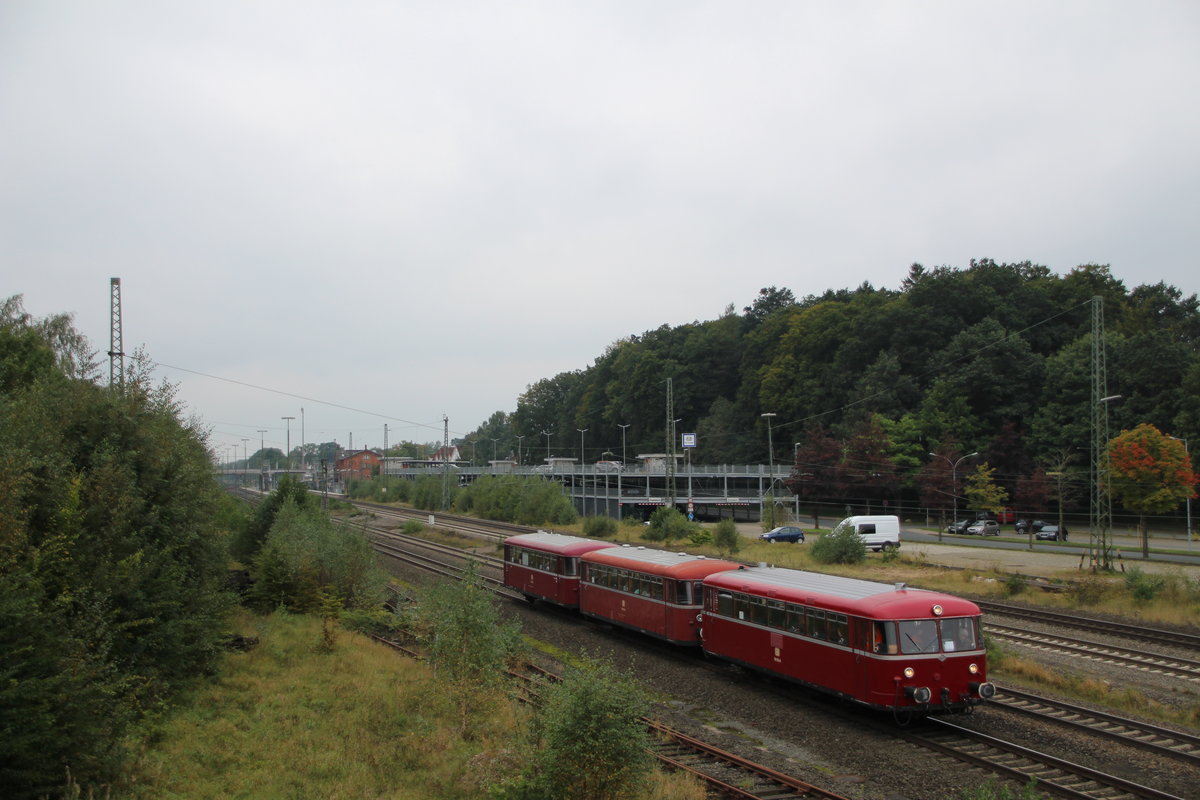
[583,514,618,537]
[414,561,523,736]
[643,506,692,544]
[453,474,578,527]
[493,659,653,800]
[232,475,318,563]
[249,500,388,613]
[809,527,867,565]
[1124,567,1166,602]
[713,518,741,554]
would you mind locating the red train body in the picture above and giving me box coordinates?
[503,532,617,608]
[579,546,741,645]
[701,567,994,713]
[501,535,994,715]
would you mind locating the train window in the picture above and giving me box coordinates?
[767,600,786,630]
[786,604,805,633]
[940,617,978,652]
[717,590,733,617]
[748,597,767,625]
[873,621,898,654]
[806,609,826,640]
[828,613,848,645]
[562,557,577,577]
[898,619,939,654]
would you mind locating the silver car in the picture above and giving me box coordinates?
[966,519,1000,536]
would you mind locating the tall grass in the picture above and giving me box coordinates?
[118,610,704,799]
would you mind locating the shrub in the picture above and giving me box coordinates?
[249,501,389,613]
[402,518,425,534]
[809,528,866,565]
[494,659,652,800]
[1124,567,1166,602]
[644,507,691,544]
[688,529,713,546]
[583,515,618,538]
[712,519,740,554]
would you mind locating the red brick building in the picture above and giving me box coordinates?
[337,449,381,483]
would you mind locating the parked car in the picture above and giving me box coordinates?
[1036,524,1068,541]
[760,525,806,544]
[594,460,623,473]
[966,519,1001,536]
[1014,519,1046,534]
[945,519,974,535]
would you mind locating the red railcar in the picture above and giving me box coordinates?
[701,567,994,714]
[579,546,741,645]
[503,532,617,607]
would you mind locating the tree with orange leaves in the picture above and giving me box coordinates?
[1107,423,1198,557]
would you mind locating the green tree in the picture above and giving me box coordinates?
[231,475,318,563]
[1108,423,1197,557]
[1,297,231,797]
[713,518,741,554]
[415,561,522,736]
[249,500,387,613]
[809,523,867,565]
[496,659,652,800]
[963,463,1009,514]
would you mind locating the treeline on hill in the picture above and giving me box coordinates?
[464,261,1200,518]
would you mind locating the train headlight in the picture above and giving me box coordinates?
[968,663,979,674]
[903,667,915,679]
[932,604,943,616]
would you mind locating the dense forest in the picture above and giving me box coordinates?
[464,260,1200,517]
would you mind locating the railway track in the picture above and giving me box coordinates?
[978,600,1200,652]
[991,686,1200,766]
[985,624,1200,683]
[908,718,1185,800]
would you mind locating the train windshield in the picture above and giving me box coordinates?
[897,617,979,654]
[939,617,979,652]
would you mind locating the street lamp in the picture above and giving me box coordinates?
[241,438,249,487]
[491,437,500,464]
[617,423,630,520]
[761,413,777,527]
[929,451,978,541]
[281,416,295,471]
[1170,436,1193,551]
[542,428,553,467]
[577,428,589,517]
[516,434,525,466]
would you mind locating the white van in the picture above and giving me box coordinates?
[832,515,901,552]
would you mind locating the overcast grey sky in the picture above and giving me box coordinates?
[3,2,1198,459]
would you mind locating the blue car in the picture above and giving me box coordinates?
[760,526,806,543]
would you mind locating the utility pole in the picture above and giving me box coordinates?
[618,423,630,521]
[441,414,450,509]
[1089,296,1116,571]
[257,429,267,490]
[578,428,588,517]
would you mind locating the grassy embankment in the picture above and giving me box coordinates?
[118,610,704,800]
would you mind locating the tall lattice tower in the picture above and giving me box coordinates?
[665,377,677,505]
[1089,296,1115,570]
[108,277,124,388]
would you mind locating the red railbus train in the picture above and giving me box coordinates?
[501,534,994,715]
[578,546,741,645]
[503,532,617,608]
[700,566,994,713]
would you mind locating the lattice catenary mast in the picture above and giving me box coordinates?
[108,277,124,388]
